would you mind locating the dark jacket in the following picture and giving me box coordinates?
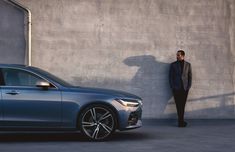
[169,60,192,91]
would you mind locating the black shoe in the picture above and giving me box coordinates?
[178,121,187,127]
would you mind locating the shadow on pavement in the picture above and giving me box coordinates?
[0,131,155,142]
[110,131,156,141]
[0,132,87,142]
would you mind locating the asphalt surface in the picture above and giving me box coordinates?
[0,119,235,152]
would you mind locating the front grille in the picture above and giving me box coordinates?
[128,109,142,126]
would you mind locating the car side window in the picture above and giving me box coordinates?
[0,69,5,86]
[2,68,45,87]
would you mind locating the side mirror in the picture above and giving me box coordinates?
[36,81,50,89]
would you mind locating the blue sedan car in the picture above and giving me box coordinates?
[0,64,142,140]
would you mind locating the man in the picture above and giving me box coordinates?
[169,50,192,127]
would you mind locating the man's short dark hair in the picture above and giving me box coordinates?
[177,50,185,56]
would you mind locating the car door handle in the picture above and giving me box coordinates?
[5,91,20,95]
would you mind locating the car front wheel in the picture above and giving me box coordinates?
[79,104,116,140]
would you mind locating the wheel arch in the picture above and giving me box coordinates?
[76,101,120,130]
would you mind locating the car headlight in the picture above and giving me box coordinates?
[116,99,141,107]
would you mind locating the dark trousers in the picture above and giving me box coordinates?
[173,89,189,123]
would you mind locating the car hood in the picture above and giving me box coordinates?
[67,86,142,100]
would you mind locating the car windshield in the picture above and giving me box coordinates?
[29,67,74,87]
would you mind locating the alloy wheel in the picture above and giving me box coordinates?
[81,105,115,140]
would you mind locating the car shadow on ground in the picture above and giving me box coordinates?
[0,131,155,142]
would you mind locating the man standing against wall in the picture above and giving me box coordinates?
[169,50,192,127]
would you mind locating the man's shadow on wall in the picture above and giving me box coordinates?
[123,55,174,117]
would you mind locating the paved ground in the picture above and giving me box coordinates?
[0,119,235,152]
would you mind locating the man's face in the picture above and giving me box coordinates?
[176,52,184,61]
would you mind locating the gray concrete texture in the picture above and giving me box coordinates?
[8,0,235,118]
[0,120,235,152]
[0,0,26,64]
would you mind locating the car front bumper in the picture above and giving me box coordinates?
[111,100,143,130]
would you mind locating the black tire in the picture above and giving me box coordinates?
[78,104,117,141]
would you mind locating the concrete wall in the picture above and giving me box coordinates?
[16,0,235,119]
[0,0,26,64]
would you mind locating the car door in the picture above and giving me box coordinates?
[0,67,62,128]
[0,70,4,125]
